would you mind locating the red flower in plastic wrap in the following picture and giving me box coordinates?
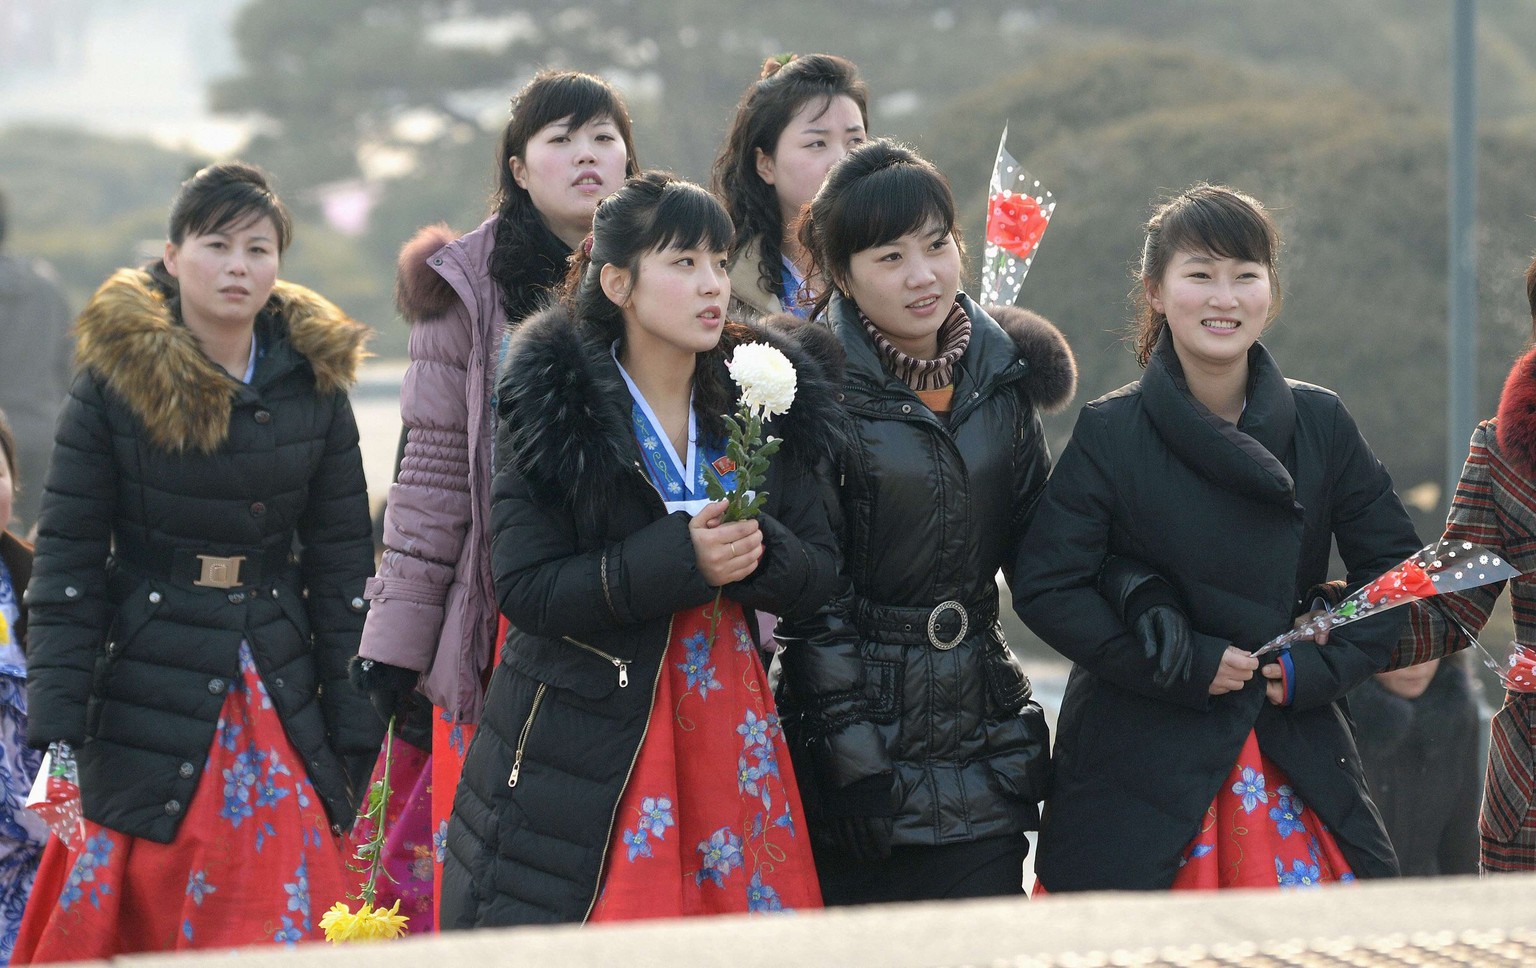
[1363,559,1437,606]
[986,191,1047,261]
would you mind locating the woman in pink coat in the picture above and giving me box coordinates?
[352,70,637,925]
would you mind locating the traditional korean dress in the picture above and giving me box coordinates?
[588,364,822,920]
[0,553,45,962]
[1171,730,1355,889]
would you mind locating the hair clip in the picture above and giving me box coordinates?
[581,235,595,258]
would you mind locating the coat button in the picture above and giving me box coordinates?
[253,409,271,424]
[970,390,979,399]
[271,588,280,599]
[148,591,162,604]
[250,502,266,516]
[178,762,195,778]
[165,799,182,815]
[64,586,79,598]
[208,678,227,695]
[349,597,366,612]
[273,677,285,689]
[900,404,912,414]
[227,591,246,604]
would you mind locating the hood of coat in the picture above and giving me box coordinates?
[1496,344,1536,476]
[495,303,846,515]
[394,213,569,325]
[1140,334,1298,508]
[74,266,368,454]
[806,291,1077,413]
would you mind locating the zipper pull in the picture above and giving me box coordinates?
[508,757,523,788]
[616,660,629,688]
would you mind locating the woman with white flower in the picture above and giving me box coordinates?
[776,140,1075,903]
[439,172,844,926]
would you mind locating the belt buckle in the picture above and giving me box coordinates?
[926,600,968,650]
[193,554,245,589]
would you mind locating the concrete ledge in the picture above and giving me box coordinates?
[95,873,1536,967]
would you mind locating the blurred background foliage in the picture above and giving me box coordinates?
[4,0,1536,522]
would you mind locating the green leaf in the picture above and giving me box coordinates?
[704,465,727,501]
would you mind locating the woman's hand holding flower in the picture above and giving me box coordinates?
[690,499,763,586]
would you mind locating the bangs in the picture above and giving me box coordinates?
[520,74,625,135]
[187,202,273,240]
[1159,191,1275,268]
[643,182,734,255]
[833,163,955,255]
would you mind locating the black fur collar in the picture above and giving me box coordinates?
[496,305,846,514]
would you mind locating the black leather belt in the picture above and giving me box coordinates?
[853,599,998,650]
[114,538,294,590]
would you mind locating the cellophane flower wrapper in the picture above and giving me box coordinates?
[1251,539,1520,657]
[981,125,1057,308]
[26,740,84,851]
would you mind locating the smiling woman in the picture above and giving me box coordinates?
[1012,184,1422,895]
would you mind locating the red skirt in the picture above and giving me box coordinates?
[424,613,507,924]
[589,599,822,920]
[13,643,353,961]
[1172,729,1355,890]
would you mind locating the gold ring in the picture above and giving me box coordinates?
[730,541,738,556]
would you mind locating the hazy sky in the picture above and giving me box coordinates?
[0,0,250,153]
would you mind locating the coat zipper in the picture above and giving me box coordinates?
[582,614,672,923]
[563,636,630,688]
[507,682,547,788]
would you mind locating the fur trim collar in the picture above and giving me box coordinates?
[985,304,1078,414]
[1496,345,1536,475]
[395,223,462,323]
[74,268,368,454]
[496,305,845,514]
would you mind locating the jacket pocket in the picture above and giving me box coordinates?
[983,702,1053,804]
[506,682,548,789]
[863,656,903,724]
[1480,696,1536,844]
[504,633,625,701]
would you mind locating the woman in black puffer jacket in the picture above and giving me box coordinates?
[774,140,1075,904]
[16,163,377,959]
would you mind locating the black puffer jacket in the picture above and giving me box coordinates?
[440,307,844,927]
[1014,335,1421,890]
[25,266,378,843]
[775,292,1076,847]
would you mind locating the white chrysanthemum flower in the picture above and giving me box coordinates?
[726,343,797,418]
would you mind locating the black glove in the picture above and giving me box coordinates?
[828,815,893,862]
[1134,603,1195,690]
[348,656,422,730]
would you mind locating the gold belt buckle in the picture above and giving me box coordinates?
[193,554,245,589]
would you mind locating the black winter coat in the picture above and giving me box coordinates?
[25,266,378,842]
[776,292,1076,847]
[440,307,843,928]
[1013,336,1421,890]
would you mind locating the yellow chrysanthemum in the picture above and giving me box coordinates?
[319,899,409,943]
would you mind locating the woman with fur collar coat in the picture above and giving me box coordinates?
[440,174,841,927]
[1399,252,1536,873]
[775,142,1068,904]
[14,164,376,958]
[353,74,637,921]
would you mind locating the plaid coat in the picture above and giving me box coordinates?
[1398,344,1536,871]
